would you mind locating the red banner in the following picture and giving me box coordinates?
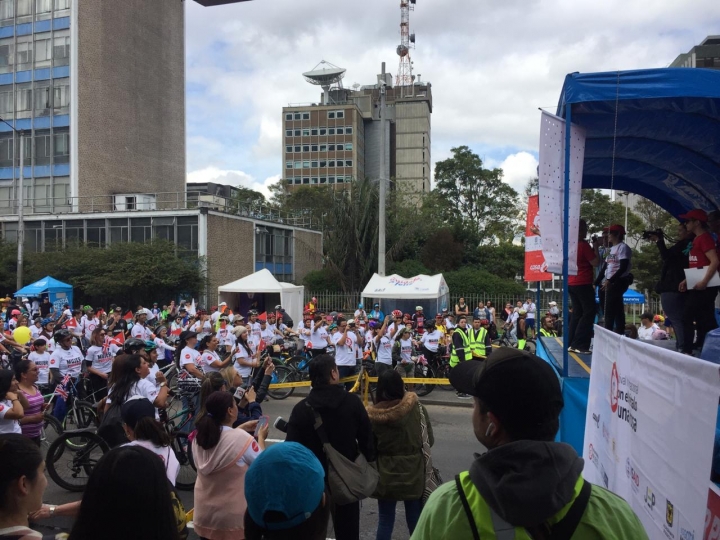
[705,486,720,540]
[525,195,552,282]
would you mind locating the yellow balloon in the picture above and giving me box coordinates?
[13,326,32,345]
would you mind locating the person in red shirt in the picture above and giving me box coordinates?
[567,219,600,354]
[678,209,719,354]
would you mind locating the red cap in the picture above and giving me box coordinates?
[678,209,708,223]
[608,224,625,235]
[258,312,267,322]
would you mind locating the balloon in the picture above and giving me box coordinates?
[13,326,32,345]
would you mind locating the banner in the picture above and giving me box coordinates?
[537,111,584,275]
[584,327,720,540]
[524,195,552,281]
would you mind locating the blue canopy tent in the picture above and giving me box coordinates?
[15,276,73,314]
[547,67,720,453]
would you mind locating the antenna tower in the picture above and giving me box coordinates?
[396,0,416,88]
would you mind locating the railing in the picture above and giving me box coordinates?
[0,191,322,231]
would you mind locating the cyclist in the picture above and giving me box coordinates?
[122,337,146,356]
[35,318,55,353]
[308,314,331,358]
[80,307,100,350]
[153,326,176,367]
[354,303,367,321]
[516,309,528,350]
[375,316,401,378]
[198,334,239,385]
[215,316,235,355]
[369,303,385,321]
[416,318,442,364]
[231,326,259,382]
[387,309,404,337]
[85,327,118,400]
[48,328,84,420]
[247,310,262,352]
[131,310,153,341]
[27,339,50,393]
[411,305,426,335]
[141,340,166,390]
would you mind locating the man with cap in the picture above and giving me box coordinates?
[412,349,648,539]
[596,224,632,335]
[105,306,128,340]
[678,209,719,354]
[369,303,385,322]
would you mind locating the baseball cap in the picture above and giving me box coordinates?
[548,301,557,306]
[678,209,708,223]
[608,224,625,235]
[219,301,227,306]
[449,348,563,439]
[120,398,156,430]
[416,305,423,311]
[245,442,325,531]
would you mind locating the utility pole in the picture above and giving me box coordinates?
[378,62,387,276]
[17,132,24,290]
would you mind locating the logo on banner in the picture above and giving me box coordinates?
[592,413,600,428]
[610,363,620,413]
[666,500,674,527]
[588,444,599,469]
[645,487,656,510]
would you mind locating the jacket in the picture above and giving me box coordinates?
[411,440,647,540]
[366,392,433,501]
[655,235,692,293]
[286,383,376,473]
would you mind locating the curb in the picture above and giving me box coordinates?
[281,389,474,409]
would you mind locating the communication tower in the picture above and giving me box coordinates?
[396,0,416,90]
[302,60,346,105]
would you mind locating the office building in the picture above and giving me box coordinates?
[670,36,720,69]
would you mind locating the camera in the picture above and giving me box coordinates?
[642,229,662,240]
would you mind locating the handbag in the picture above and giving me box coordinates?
[306,403,379,506]
[418,403,442,503]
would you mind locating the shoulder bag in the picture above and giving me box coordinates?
[419,403,442,503]
[306,402,379,506]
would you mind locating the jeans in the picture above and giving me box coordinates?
[337,365,356,390]
[602,280,628,334]
[661,291,685,350]
[568,284,597,350]
[376,499,423,540]
[682,287,718,354]
[181,391,200,433]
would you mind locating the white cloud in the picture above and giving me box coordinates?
[499,152,539,194]
[187,167,279,199]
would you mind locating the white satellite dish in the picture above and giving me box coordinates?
[302,60,346,105]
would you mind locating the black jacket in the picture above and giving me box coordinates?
[286,383,376,473]
[655,235,692,293]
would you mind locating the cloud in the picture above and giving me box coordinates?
[187,167,279,199]
[499,152,539,194]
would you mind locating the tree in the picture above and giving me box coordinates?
[231,186,266,209]
[580,190,644,242]
[420,229,464,272]
[475,243,525,281]
[434,146,520,245]
[633,198,675,233]
[444,267,526,296]
[388,259,430,277]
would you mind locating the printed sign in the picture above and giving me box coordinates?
[524,195,552,282]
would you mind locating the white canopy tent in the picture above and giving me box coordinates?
[218,269,304,325]
[361,273,450,316]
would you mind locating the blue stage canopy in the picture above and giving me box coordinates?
[556,68,720,217]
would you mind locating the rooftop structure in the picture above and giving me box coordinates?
[670,35,720,69]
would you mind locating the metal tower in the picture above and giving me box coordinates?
[396,0,416,88]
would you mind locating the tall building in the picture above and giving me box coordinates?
[670,36,720,69]
[0,0,185,215]
[282,72,432,198]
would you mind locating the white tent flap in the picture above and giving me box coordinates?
[361,273,448,300]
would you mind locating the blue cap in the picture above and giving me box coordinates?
[245,442,325,531]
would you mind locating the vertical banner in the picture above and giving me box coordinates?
[525,194,552,281]
[584,326,720,540]
[537,111,584,275]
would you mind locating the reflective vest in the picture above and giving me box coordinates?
[455,471,586,540]
[539,328,557,338]
[449,328,471,367]
[468,327,487,358]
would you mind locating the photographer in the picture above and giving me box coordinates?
[647,223,694,350]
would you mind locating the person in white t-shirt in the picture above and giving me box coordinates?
[49,329,83,423]
[197,335,238,384]
[232,327,259,381]
[332,319,361,389]
[600,224,633,334]
[215,317,235,354]
[307,315,331,357]
[29,318,42,339]
[374,316,402,378]
[105,354,168,418]
[0,370,25,434]
[247,311,262,351]
[28,339,51,388]
[131,311,153,342]
[85,328,118,399]
[81,308,100,344]
[417,320,443,363]
[354,303,367,322]
[637,313,659,341]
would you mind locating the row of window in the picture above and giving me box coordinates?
[285,176,350,185]
[285,110,346,121]
[0,31,70,73]
[285,143,352,153]
[0,128,69,167]
[285,126,353,137]
[697,57,720,68]
[0,78,70,118]
[0,0,70,21]
[285,159,353,170]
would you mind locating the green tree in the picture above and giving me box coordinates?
[633,198,675,233]
[580,190,644,241]
[388,259,430,277]
[420,229,464,272]
[434,146,520,244]
[475,243,525,281]
[231,186,266,209]
[444,267,526,296]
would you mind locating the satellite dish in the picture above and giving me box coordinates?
[352,83,360,91]
[302,60,346,105]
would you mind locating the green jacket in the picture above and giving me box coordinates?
[366,391,434,501]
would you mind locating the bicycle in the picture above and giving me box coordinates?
[44,377,98,447]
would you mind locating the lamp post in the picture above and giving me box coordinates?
[619,191,629,232]
[378,62,387,276]
[0,117,25,290]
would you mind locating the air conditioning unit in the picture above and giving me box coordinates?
[114,194,157,211]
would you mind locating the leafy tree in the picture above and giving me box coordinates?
[231,186,266,209]
[633,198,675,233]
[580,190,644,242]
[434,146,520,244]
[388,259,431,277]
[444,267,526,296]
[302,268,340,291]
[420,229,464,272]
[631,244,663,296]
[475,243,525,281]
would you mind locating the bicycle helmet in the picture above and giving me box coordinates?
[53,329,72,341]
[392,310,403,318]
[123,337,145,353]
[10,309,20,316]
[358,303,364,309]
[653,314,665,324]
[479,319,490,326]
[368,320,378,329]
[143,340,157,352]
[41,318,54,328]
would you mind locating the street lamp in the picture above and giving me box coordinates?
[0,116,25,290]
[618,191,630,232]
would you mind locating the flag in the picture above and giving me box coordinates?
[170,327,182,337]
[259,339,266,352]
[220,321,227,329]
[258,312,267,322]
[188,299,196,317]
[109,332,125,347]
[123,311,133,321]
[65,317,77,328]
[61,374,72,386]
[54,386,68,399]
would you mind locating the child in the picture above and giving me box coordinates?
[28,339,51,392]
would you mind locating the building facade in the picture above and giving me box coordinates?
[670,36,720,69]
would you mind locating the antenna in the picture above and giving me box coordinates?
[302,60,346,105]
[396,0,416,91]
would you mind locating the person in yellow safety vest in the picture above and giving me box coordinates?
[412,348,648,540]
[467,318,490,359]
[538,316,558,338]
[449,317,471,368]
[516,309,528,350]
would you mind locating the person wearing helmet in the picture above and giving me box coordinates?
[85,327,119,399]
[6,308,21,331]
[411,305,426,335]
[354,303,367,322]
[369,303,384,321]
[123,337,146,355]
[80,308,100,350]
[516,309,528,350]
[386,309,404,337]
[131,310,152,341]
[247,310,262,351]
[49,329,84,420]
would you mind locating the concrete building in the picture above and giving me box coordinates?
[0,0,185,215]
[670,36,720,69]
[282,75,432,198]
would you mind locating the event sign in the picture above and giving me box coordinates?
[524,195,552,281]
[537,111,584,275]
[584,327,720,540]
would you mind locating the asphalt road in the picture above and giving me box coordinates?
[34,391,483,540]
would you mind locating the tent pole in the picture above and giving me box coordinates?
[562,104,572,378]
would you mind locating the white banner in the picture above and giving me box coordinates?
[584,326,720,540]
[538,111,584,275]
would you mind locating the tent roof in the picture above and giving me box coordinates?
[361,273,449,300]
[218,269,302,294]
[623,289,645,304]
[556,68,720,217]
[16,275,72,297]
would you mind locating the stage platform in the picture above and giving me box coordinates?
[537,336,592,378]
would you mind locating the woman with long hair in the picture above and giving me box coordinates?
[196,372,227,424]
[232,326,259,381]
[192,391,269,540]
[85,327,118,400]
[0,370,26,436]
[68,446,182,540]
[366,370,433,540]
[198,334,240,388]
[14,361,44,445]
[154,326,176,367]
[0,434,49,538]
[105,354,168,413]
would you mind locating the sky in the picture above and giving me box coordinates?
[185,0,720,199]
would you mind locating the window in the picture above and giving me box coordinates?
[302,160,309,169]
[328,128,335,135]
[53,32,69,66]
[345,143,353,151]
[54,0,70,9]
[0,87,12,115]
[345,160,353,167]
[311,145,318,151]
[319,160,326,168]
[293,178,301,185]
[329,176,335,184]
[320,144,327,152]
[311,177,318,184]
[34,81,51,115]
[302,177,309,185]
[302,129,309,136]
[0,38,12,73]
[311,128,318,136]
[346,126,353,134]
[337,127,344,135]
[16,40,32,69]
[16,83,32,115]
[53,129,69,164]
[86,219,106,247]
[285,130,292,137]
[320,177,327,184]
[53,78,70,111]
[319,128,326,136]
[294,129,300,137]
[294,113,301,120]
[285,113,292,121]
[337,111,344,119]
[328,112,335,119]
[328,160,335,167]
[337,176,345,184]
[0,133,12,167]
[285,145,292,153]
[17,0,31,17]
[35,36,52,68]
[36,0,51,13]
[21,135,30,165]
[0,0,13,20]
[302,145,309,152]
[294,145,300,152]
[286,177,293,184]
[328,144,335,151]
[311,160,318,168]
[286,161,292,169]
[294,161,301,169]
[302,112,309,120]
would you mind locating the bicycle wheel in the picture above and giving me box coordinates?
[267,365,296,400]
[435,362,455,391]
[413,364,434,397]
[46,430,109,492]
[41,414,63,454]
[172,432,197,491]
[524,340,537,354]
[64,401,98,431]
